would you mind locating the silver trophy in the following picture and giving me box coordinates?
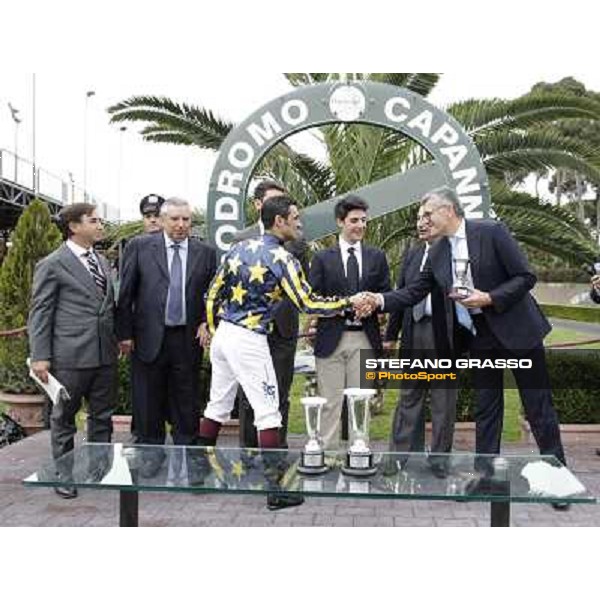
[298,396,329,475]
[453,258,472,299]
[342,388,378,477]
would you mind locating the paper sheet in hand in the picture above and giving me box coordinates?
[26,358,70,405]
[521,461,586,498]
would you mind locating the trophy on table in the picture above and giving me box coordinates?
[452,258,472,299]
[342,388,378,477]
[298,396,329,475]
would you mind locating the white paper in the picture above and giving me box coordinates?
[26,358,70,405]
[521,461,586,498]
[101,443,133,485]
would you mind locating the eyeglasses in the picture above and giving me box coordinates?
[418,205,448,222]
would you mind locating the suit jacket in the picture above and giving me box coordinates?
[233,226,308,340]
[309,243,391,358]
[383,219,550,352]
[28,243,118,369]
[116,234,217,363]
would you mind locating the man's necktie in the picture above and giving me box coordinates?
[84,251,107,295]
[347,247,360,294]
[166,243,184,325]
[455,302,475,334]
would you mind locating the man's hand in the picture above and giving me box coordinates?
[592,275,600,292]
[119,339,134,356]
[351,292,380,319]
[382,340,397,352]
[31,360,51,384]
[196,323,211,348]
[452,289,493,309]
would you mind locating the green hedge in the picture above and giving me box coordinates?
[541,303,600,324]
[546,350,600,424]
[424,352,600,424]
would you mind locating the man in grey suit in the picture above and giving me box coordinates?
[233,180,308,448]
[384,206,463,476]
[29,203,118,499]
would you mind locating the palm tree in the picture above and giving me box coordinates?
[107,73,600,271]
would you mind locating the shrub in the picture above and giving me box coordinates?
[0,200,61,393]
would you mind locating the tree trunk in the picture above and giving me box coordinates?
[576,172,585,222]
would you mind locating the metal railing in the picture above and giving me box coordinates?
[0,148,119,221]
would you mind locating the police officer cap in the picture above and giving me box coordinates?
[139,194,165,216]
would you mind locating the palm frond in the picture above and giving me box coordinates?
[449,93,600,136]
[108,95,233,150]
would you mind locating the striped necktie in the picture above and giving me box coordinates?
[84,251,107,295]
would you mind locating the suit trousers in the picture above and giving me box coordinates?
[51,365,117,460]
[132,327,201,446]
[390,318,457,454]
[316,330,373,450]
[471,315,566,464]
[238,327,297,448]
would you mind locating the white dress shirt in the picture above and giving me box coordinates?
[448,219,481,314]
[339,237,363,278]
[66,239,99,276]
[420,243,433,317]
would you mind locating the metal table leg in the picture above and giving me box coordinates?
[490,501,510,527]
[120,490,139,527]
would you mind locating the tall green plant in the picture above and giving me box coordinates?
[0,199,61,392]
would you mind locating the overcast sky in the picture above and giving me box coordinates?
[2,71,599,221]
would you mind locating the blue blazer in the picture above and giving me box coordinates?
[309,244,391,358]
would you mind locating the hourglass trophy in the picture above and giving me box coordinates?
[342,388,378,477]
[298,397,329,475]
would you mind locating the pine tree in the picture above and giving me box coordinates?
[0,199,61,392]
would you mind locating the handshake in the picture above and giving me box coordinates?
[348,292,382,319]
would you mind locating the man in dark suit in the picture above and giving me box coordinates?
[29,203,119,499]
[117,197,217,448]
[384,205,464,473]
[360,188,567,475]
[309,195,391,448]
[235,180,308,448]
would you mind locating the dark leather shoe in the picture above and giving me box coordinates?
[551,502,570,512]
[428,456,449,479]
[54,485,78,499]
[267,493,304,511]
[430,462,449,479]
[139,449,166,479]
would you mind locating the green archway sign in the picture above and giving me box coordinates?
[207,82,490,258]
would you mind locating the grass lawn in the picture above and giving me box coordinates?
[287,326,595,443]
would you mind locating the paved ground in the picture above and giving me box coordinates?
[1,431,598,527]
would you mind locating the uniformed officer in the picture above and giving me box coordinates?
[139,194,165,234]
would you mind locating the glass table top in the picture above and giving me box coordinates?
[23,443,596,505]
